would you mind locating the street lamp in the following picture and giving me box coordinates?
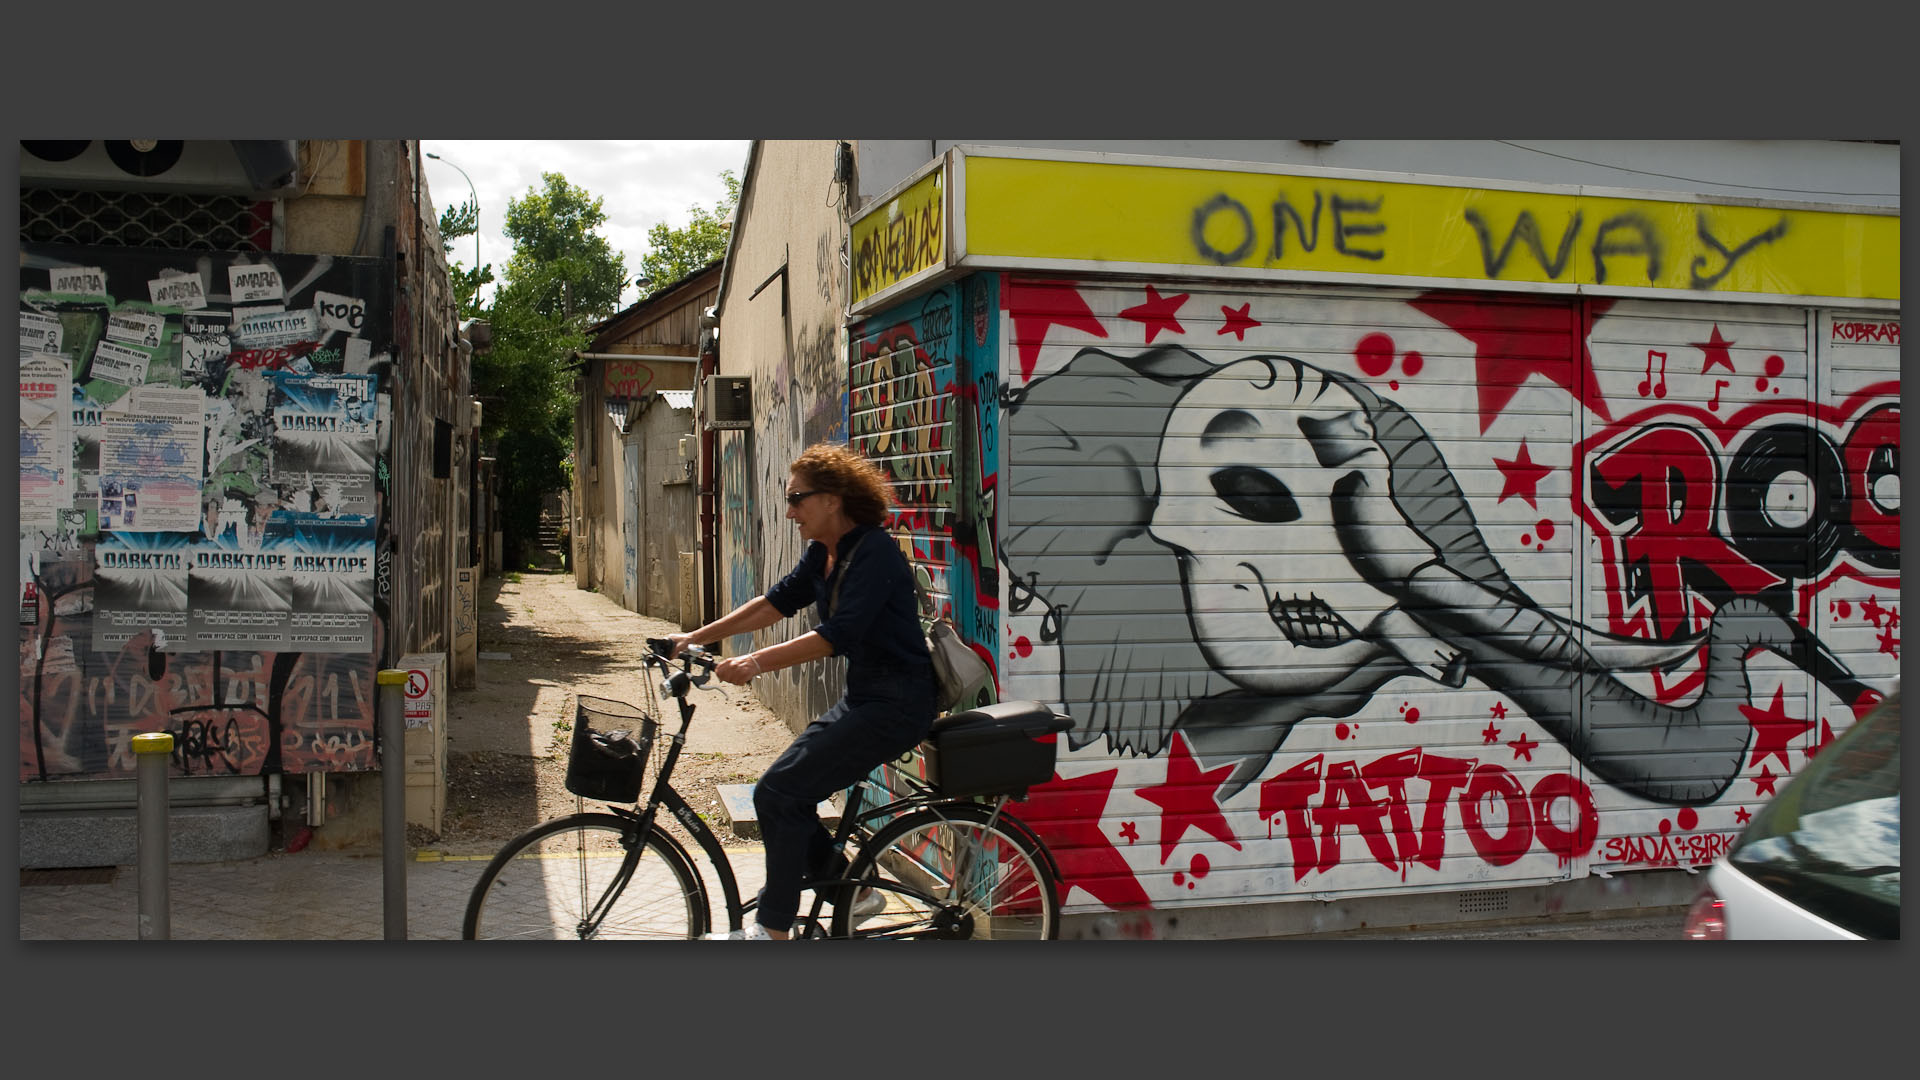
[426,150,482,309]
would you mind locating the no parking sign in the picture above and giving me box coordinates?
[404,668,432,728]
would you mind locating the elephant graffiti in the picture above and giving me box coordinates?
[1005,345,1883,805]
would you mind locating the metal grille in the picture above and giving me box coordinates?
[20,187,271,251]
[1457,889,1510,915]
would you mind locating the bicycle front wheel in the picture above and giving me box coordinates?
[463,813,707,940]
[834,802,1059,940]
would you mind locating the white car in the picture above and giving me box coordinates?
[1683,692,1900,940]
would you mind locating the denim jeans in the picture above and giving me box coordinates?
[751,662,935,932]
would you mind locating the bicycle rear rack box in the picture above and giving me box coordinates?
[920,701,1072,799]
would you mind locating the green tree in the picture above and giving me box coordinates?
[503,173,629,321]
[636,170,739,298]
[471,172,627,569]
[436,198,494,320]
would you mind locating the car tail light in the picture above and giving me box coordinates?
[1682,887,1726,940]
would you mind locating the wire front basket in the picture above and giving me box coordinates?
[564,695,657,804]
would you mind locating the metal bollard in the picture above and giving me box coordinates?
[132,732,173,940]
[376,668,409,940]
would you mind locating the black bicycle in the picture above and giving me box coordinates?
[461,638,1073,940]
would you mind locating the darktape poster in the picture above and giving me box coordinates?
[270,371,377,517]
[282,512,375,652]
[92,531,190,652]
[187,534,293,651]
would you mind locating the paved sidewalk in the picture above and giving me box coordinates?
[19,844,768,941]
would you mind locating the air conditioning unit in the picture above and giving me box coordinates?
[700,375,753,431]
[19,140,301,195]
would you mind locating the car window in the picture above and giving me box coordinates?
[1728,695,1900,939]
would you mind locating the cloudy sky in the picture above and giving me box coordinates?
[419,140,751,310]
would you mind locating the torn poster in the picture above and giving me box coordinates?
[270,372,377,517]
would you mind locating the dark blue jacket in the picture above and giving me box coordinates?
[765,524,932,672]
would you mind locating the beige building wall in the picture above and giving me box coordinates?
[712,140,855,730]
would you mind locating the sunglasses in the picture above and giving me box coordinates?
[784,490,824,506]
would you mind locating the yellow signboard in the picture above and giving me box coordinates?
[851,161,946,307]
[961,153,1899,302]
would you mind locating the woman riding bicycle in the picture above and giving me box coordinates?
[668,442,936,940]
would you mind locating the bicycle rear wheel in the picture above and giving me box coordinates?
[832,802,1059,940]
[463,813,707,940]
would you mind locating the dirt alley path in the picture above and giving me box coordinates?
[428,568,796,855]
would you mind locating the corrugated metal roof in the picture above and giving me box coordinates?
[659,389,695,410]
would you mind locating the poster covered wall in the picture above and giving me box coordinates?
[18,243,394,780]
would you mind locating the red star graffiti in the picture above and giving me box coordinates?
[1859,595,1888,627]
[1753,765,1779,797]
[1693,324,1738,374]
[1012,768,1151,910]
[1741,684,1813,771]
[1877,626,1900,657]
[1136,733,1243,865]
[1494,439,1552,508]
[1490,701,1509,720]
[1002,276,1109,382]
[1507,733,1539,761]
[1481,722,1502,745]
[1119,285,1189,344]
[1218,302,1261,341]
[1735,807,1751,824]
[1118,821,1139,844]
[1410,292,1616,432]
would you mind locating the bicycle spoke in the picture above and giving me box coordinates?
[465,816,702,940]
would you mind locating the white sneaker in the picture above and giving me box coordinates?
[701,922,775,940]
[850,889,887,925]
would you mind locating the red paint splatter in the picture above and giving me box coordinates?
[1756,377,1769,391]
[1389,380,1399,391]
[1402,351,1424,376]
[1678,807,1698,830]
[1012,635,1033,658]
[1355,333,1395,377]
[1536,519,1556,541]
[1404,707,1420,723]
[1658,818,1672,835]
[1173,871,1186,886]
[1836,600,1852,618]
[1765,355,1785,378]
[1521,534,1532,546]
[1190,853,1211,880]
[1334,723,1350,740]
